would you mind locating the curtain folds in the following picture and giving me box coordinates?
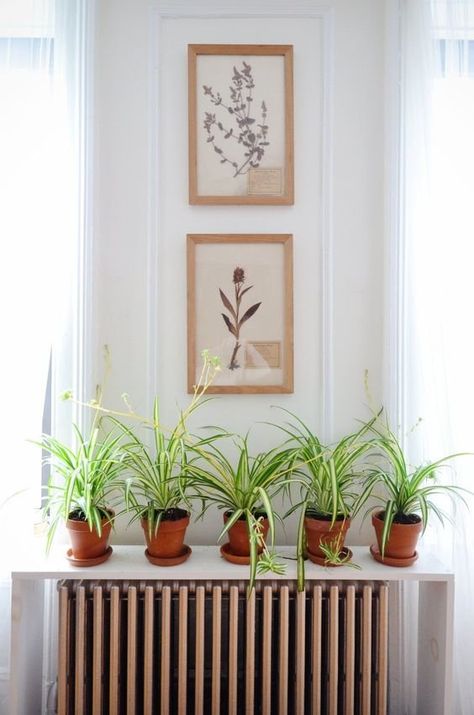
[401,1,474,712]
[0,1,88,710]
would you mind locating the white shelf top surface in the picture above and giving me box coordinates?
[10,543,453,582]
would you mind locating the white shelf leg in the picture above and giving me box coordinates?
[417,579,454,715]
[10,578,45,715]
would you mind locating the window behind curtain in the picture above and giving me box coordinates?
[0,2,56,531]
[401,2,474,711]
[0,1,89,708]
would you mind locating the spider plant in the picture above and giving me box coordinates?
[187,435,294,589]
[317,530,361,569]
[38,421,124,553]
[361,420,470,556]
[280,411,379,520]
[274,409,378,589]
[111,351,221,537]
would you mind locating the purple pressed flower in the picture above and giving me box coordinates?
[233,267,245,284]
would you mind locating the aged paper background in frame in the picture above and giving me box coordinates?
[188,45,294,205]
[187,234,293,394]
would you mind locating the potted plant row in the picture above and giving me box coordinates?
[38,351,220,566]
[38,360,469,589]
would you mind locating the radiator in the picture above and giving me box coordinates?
[56,579,389,715]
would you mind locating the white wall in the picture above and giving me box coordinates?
[93,0,385,546]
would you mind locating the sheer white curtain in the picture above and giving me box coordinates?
[401,1,474,712]
[0,1,89,709]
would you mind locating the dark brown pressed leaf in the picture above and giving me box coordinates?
[239,285,254,300]
[221,313,236,336]
[238,302,261,328]
[219,289,237,319]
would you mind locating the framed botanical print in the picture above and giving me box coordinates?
[188,45,294,205]
[187,234,293,393]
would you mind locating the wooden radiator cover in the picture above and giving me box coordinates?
[56,579,388,715]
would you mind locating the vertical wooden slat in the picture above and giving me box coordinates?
[311,585,322,715]
[361,585,373,715]
[92,586,103,715]
[328,585,339,715]
[377,585,389,715]
[195,586,206,715]
[109,585,120,715]
[127,585,137,714]
[245,587,256,714]
[57,586,70,715]
[228,585,239,715]
[160,586,171,715]
[344,585,356,715]
[178,586,188,715]
[75,585,86,715]
[278,585,289,715]
[262,585,273,715]
[211,586,222,714]
[295,590,306,715]
[143,586,154,715]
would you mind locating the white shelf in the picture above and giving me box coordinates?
[11,543,453,582]
[10,542,454,715]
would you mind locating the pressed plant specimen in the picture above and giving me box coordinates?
[219,266,261,370]
[202,60,270,178]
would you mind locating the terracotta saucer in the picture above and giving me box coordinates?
[307,546,353,567]
[144,545,192,566]
[370,543,418,567]
[220,542,252,565]
[66,546,113,567]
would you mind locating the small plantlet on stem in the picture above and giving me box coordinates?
[254,517,286,577]
[318,528,361,569]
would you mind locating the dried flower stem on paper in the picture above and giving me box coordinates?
[202,61,269,178]
[219,267,261,370]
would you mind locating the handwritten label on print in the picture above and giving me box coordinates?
[246,341,281,369]
[248,168,283,196]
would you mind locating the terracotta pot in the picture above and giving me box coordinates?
[224,512,269,557]
[304,514,351,558]
[372,511,423,559]
[66,511,113,561]
[141,512,190,558]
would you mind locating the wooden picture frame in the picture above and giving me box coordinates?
[188,45,294,205]
[187,234,293,394]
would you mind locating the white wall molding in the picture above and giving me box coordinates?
[76,0,97,418]
[319,6,335,440]
[148,0,335,439]
[146,3,161,410]
[154,0,333,18]
[384,0,403,429]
